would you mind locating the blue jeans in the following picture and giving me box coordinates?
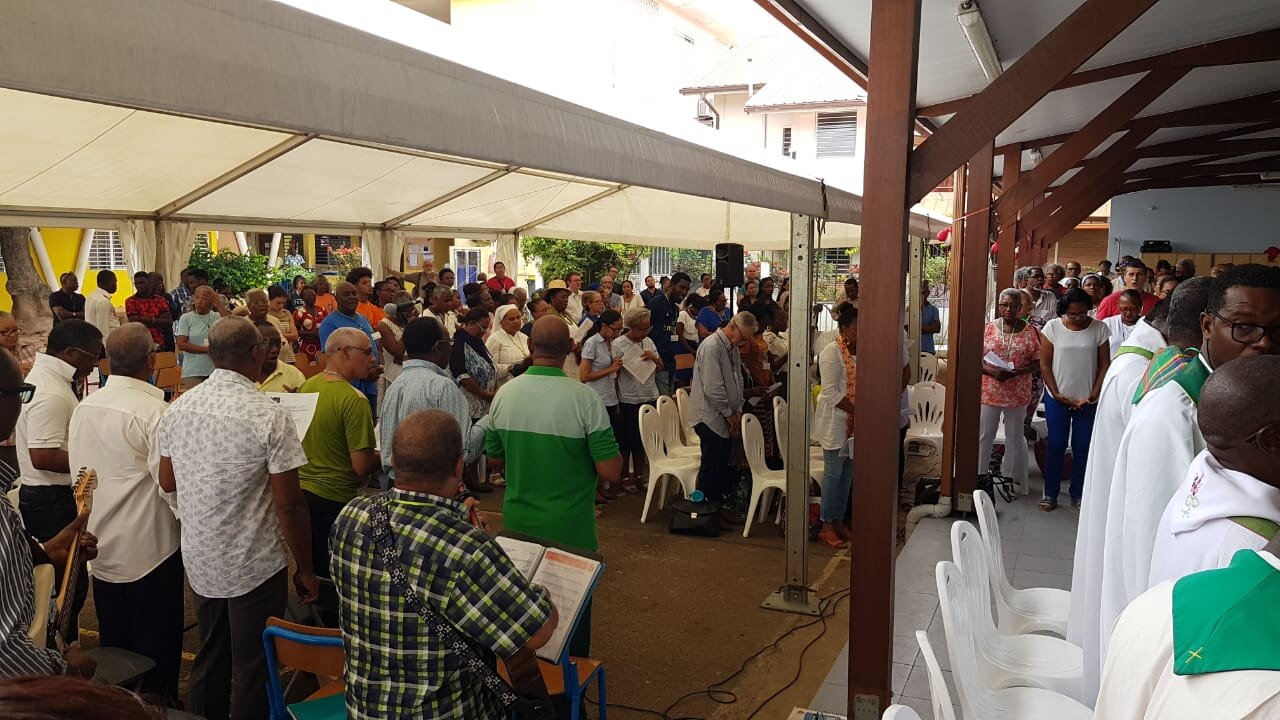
[1042,393,1097,503]
[820,447,854,522]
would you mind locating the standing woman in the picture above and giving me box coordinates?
[452,307,498,492]
[1039,288,1110,511]
[740,278,759,309]
[266,286,299,365]
[580,310,625,506]
[485,303,530,389]
[1081,273,1107,315]
[312,274,338,314]
[813,305,858,548]
[376,292,418,412]
[979,289,1041,492]
[696,285,731,339]
[613,308,660,493]
[778,277,791,313]
[288,275,308,311]
[618,280,645,316]
[741,303,785,463]
[758,277,778,308]
[293,286,327,362]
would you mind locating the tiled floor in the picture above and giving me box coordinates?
[807,474,1079,718]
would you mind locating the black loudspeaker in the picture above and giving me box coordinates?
[1140,240,1173,253]
[715,243,744,287]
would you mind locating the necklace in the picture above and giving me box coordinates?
[322,369,343,379]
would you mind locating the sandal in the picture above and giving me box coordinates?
[1039,498,1058,512]
[818,528,848,549]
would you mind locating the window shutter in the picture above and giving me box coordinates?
[816,112,858,159]
[87,230,127,270]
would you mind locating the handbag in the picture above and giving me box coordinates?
[367,493,557,720]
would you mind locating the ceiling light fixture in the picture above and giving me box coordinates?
[957,1,1003,81]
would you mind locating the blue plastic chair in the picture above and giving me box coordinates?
[262,617,346,720]
[503,649,606,720]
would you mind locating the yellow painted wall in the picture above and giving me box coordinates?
[0,228,132,312]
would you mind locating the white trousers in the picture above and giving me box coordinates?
[978,404,1029,487]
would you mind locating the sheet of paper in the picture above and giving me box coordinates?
[495,536,546,579]
[982,351,1015,372]
[620,348,656,385]
[531,548,601,662]
[266,392,318,443]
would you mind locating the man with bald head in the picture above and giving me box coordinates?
[485,315,619,656]
[68,322,182,701]
[318,281,382,419]
[158,317,317,720]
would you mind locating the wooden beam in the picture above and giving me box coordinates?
[1135,137,1280,159]
[1120,174,1280,193]
[953,144,994,500]
[1021,128,1154,231]
[997,68,1186,217]
[938,166,967,502]
[850,0,921,712]
[918,28,1280,117]
[907,0,1161,203]
[1040,179,1122,243]
[1127,156,1280,180]
[997,145,1020,289]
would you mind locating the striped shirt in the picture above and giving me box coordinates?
[0,460,66,677]
[485,366,618,552]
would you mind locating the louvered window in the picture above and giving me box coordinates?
[816,112,858,158]
[316,235,351,267]
[781,127,794,158]
[87,230,127,270]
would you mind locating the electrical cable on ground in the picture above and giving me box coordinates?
[585,585,852,720]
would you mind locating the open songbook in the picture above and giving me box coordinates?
[495,535,604,662]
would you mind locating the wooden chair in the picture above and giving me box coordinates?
[154,366,181,395]
[262,617,345,720]
[500,654,608,720]
[154,351,178,370]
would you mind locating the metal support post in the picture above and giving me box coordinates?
[907,236,925,382]
[761,212,819,617]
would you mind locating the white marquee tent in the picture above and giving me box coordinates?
[0,0,947,282]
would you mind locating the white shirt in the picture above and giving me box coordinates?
[1097,368,1207,676]
[158,369,307,598]
[1029,289,1058,327]
[618,294,644,316]
[1068,319,1167,701]
[428,309,457,337]
[1102,315,1138,357]
[84,287,120,339]
[15,354,79,487]
[1149,451,1280,588]
[813,342,850,451]
[68,375,178,583]
[1041,318,1110,399]
[1096,553,1280,720]
[485,329,530,388]
[565,291,583,322]
[677,310,699,342]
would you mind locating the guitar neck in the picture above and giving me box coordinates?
[47,469,96,650]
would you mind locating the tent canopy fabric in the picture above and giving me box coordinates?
[0,0,947,255]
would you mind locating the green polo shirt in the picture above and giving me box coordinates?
[485,365,619,552]
[298,374,377,503]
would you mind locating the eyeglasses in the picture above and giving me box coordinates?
[342,346,375,356]
[0,383,36,403]
[0,328,20,337]
[1209,310,1280,345]
[67,346,100,361]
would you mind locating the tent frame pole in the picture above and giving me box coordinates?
[761,211,819,617]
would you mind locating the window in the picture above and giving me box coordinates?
[453,249,481,286]
[87,230,127,270]
[781,127,794,158]
[649,247,672,276]
[315,235,352,267]
[816,112,858,159]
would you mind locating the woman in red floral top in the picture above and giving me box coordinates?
[292,286,328,361]
[978,288,1041,489]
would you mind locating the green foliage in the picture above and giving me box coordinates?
[666,249,713,277]
[268,265,315,288]
[187,246,272,294]
[924,254,951,290]
[521,237,639,283]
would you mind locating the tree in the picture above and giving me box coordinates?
[0,227,53,347]
[521,237,639,284]
[666,248,713,277]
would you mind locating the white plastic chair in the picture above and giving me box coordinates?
[974,490,1070,636]
[882,706,923,720]
[657,395,701,459]
[919,611,1091,720]
[638,404,700,523]
[904,381,946,456]
[919,352,938,383]
[673,388,700,447]
[947,522,1084,700]
[771,396,824,485]
[741,414,786,537]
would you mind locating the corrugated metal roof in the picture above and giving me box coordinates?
[743,48,865,112]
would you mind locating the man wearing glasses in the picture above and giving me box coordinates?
[1095,264,1280,683]
[14,319,102,647]
[295,328,379,622]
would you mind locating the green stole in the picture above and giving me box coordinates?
[1132,346,1211,406]
[1173,549,1280,676]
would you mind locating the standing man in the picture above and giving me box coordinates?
[380,317,487,484]
[1097,260,1159,319]
[640,275,659,306]
[1175,257,1197,280]
[437,266,456,290]
[919,281,941,355]
[689,311,755,522]
[485,316,620,655]
[427,286,459,337]
[296,328,379,589]
[841,276,859,309]
[565,271,585,321]
[1064,260,1083,279]
[85,270,120,340]
[176,286,220,391]
[318,282,383,418]
[521,297,551,336]
[169,268,193,313]
[48,273,85,323]
[485,261,516,294]
[1043,263,1066,295]
[15,319,102,645]
[1014,266,1057,328]
[1098,259,1114,279]
[125,272,172,349]
[512,286,531,325]
[68,323,181,702]
[158,317,318,720]
[647,272,691,396]
[346,268,386,327]
[254,322,306,393]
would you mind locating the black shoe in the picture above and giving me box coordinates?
[470,482,495,494]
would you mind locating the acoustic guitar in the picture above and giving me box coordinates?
[46,468,97,651]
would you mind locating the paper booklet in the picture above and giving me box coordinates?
[266,392,318,443]
[982,351,1015,372]
[620,348,656,385]
[495,535,604,662]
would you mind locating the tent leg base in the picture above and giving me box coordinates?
[760,585,821,616]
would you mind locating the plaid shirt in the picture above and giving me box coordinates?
[329,490,552,720]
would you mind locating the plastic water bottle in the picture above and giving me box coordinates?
[689,489,705,504]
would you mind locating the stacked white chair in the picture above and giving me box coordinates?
[974,490,1070,636]
[918,352,938,383]
[914,631,959,720]
[926,570,1093,720]
[740,414,786,537]
[638,404,699,523]
[904,381,946,457]
[771,396,824,484]
[673,388,700,448]
[945,521,1084,700]
[882,706,923,720]
[656,395,700,459]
